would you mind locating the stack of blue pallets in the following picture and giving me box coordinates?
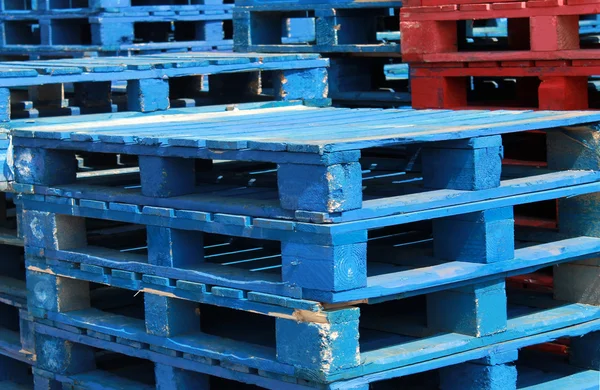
[0,51,331,389]
[3,74,600,387]
[233,0,408,107]
[0,0,233,59]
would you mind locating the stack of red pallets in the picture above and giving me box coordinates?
[401,0,600,109]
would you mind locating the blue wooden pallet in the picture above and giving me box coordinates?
[0,54,328,122]
[10,106,600,219]
[20,203,600,383]
[1,0,232,13]
[26,290,600,388]
[233,1,401,54]
[0,11,232,53]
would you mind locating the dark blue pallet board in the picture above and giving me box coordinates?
[233,1,401,54]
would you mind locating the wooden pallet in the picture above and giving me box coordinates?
[233,0,400,54]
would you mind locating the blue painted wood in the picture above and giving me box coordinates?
[17,194,600,302]
[28,298,600,387]
[433,207,514,264]
[276,309,360,376]
[0,53,328,88]
[422,135,503,191]
[35,332,95,375]
[439,360,517,390]
[233,1,400,54]
[427,280,507,337]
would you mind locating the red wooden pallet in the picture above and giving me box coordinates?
[410,60,600,109]
[401,1,600,62]
[404,0,599,8]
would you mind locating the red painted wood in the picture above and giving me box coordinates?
[538,76,588,109]
[402,2,600,20]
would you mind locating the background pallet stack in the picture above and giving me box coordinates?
[0,0,234,60]
[401,0,600,110]
[233,0,409,107]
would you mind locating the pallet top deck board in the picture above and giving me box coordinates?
[0,52,327,87]
[12,106,600,155]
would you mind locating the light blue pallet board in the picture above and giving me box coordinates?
[0,53,326,86]
[12,107,600,155]
[30,305,600,387]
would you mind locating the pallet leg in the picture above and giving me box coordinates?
[13,147,77,186]
[145,294,200,337]
[282,241,367,292]
[127,79,170,112]
[439,350,517,390]
[155,363,209,390]
[21,210,86,250]
[272,67,329,102]
[147,226,204,268]
[427,280,507,337]
[433,207,515,263]
[201,20,225,41]
[530,15,579,52]
[275,307,360,374]
[538,76,588,110]
[27,270,90,316]
[410,75,467,109]
[400,20,456,61]
[20,310,35,353]
[138,156,195,197]
[548,127,600,304]
[570,331,600,370]
[421,136,503,190]
[35,333,95,375]
[91,21,134,46]
[0,87,9,122]
[277,161,362,212]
